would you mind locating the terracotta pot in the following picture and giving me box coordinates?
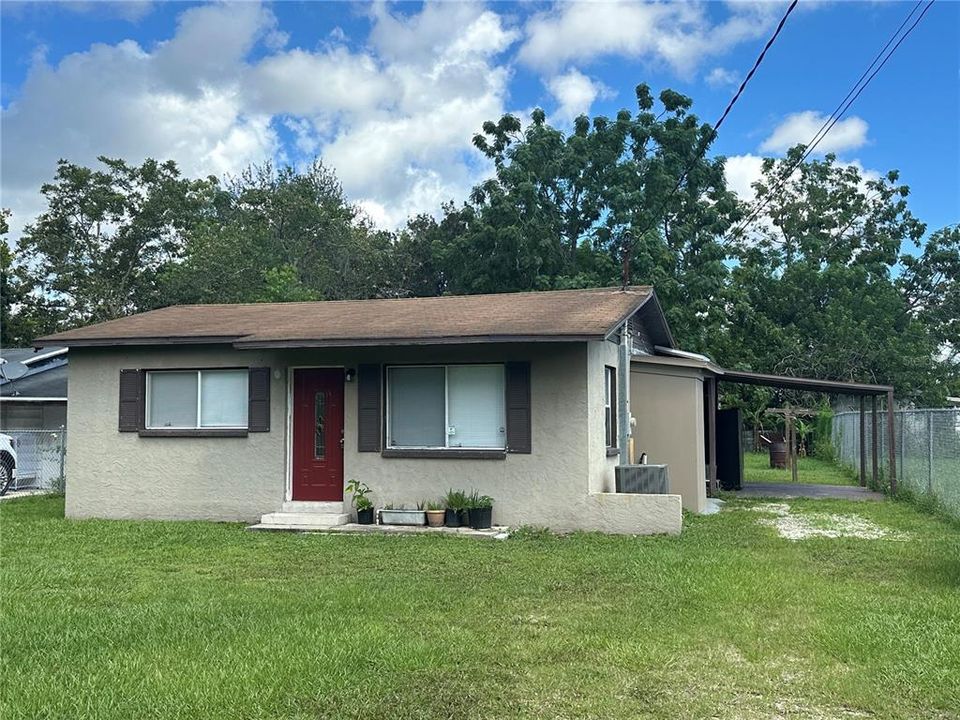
[426,509,445,527]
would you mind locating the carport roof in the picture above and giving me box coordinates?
[718,369,893,396]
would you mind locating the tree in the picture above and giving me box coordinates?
[16,157,215,329]
[433,86,739,352]
[1,210,45,346]
[727,151,949,404]
[161,161,395,304]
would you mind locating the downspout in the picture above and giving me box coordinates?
[618,320,631,466]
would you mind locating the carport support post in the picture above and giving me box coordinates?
[887,390,897,494]
[858,397,866,486]
[787,413,797,482]
[871,396,879,488]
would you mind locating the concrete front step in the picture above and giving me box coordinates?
[258,511,350,528]
[281,500,345,513]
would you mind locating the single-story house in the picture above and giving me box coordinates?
[36,287,727,535]
[0,346,68,430]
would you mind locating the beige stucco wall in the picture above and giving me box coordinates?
[586,339,621,494]
[65,346,287,521]
[65,342,681,534]
[630,362,707,513]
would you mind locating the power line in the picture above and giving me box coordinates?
[622,0,799,284]
[729,0,935,243]
[712,0,799,137]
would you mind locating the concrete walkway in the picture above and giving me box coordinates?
[736,483,886,501]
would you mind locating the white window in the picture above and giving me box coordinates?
[605,366,617,448]
[146,369,248,429]
[387,364,505,449]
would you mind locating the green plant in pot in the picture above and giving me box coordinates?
[443,489,468,527]
[466,490,494,529]
[425,500,445,527]
[346,479,374,524]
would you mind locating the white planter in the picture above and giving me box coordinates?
[379,509,426,526]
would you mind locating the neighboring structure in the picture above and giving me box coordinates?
[37,287,695,534]
[0,347,68,430]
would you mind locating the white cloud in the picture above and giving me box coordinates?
[724,153,766,203]
[760,111,869,155]
[546,68,614,121]
[705,66,739,89]
[1,1,521,238]
[245,47,393,117]
[725,153,880,207]
[519,1,783,76]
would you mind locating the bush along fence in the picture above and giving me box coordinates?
[4,428,66,494]
[833,409,960,517]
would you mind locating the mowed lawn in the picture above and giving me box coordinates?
[744,450,860,486]
[2,496,959,720]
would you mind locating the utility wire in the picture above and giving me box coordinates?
[712,0,799,137]
[729,0,935,243]
[622,0,798,284]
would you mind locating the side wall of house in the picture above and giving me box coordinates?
[586,339,621,494]
[630,363,707,513]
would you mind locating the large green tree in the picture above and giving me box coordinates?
[422,85,740,351]
[15,157,215,329]
[161,161,395,304]
[726,151,953,405]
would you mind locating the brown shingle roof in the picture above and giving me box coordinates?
[35,286,658,349]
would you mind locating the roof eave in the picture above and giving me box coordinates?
[34,335,244,349]
[603,289,676,348]
[233,334,605,349]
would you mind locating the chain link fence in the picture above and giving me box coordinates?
[4,428,66,493]
[833,409,960,516]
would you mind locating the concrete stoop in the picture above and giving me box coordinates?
[255,501,350,530]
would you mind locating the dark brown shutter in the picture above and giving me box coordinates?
[247,367,271,432]
[357,363,381,452]
[118,369,144,432]
[505,361,531,454]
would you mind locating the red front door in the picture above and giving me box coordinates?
[292,369,344,501]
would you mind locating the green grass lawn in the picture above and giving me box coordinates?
[2,495,959,720]
[744,450,860,486]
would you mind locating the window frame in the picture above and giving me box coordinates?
[604,365,618,451]
[384,363,507,452]
[144,368,249,432]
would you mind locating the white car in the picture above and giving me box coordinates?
[0,433,17,494]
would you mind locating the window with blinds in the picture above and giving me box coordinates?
[146,369,248,430]
[387,364,506,449]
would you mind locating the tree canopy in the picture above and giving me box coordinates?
[2,85,956,405]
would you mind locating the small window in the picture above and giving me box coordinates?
[387,364,506,450]
[605,366,617,449]
[146,369,248,430]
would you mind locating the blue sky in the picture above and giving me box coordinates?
[2,1,957,243]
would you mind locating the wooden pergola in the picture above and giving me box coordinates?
[707,370,897,493]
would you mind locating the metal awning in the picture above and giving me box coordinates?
[719,369,892,396]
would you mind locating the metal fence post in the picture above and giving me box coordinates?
[57,425,66,492]
[926,410,933,494]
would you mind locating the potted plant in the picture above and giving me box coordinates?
[346,479,375,524]
[425,501,445,527]
[379,503,426,526]
[466,490,494,530]
[443,489,467,527]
